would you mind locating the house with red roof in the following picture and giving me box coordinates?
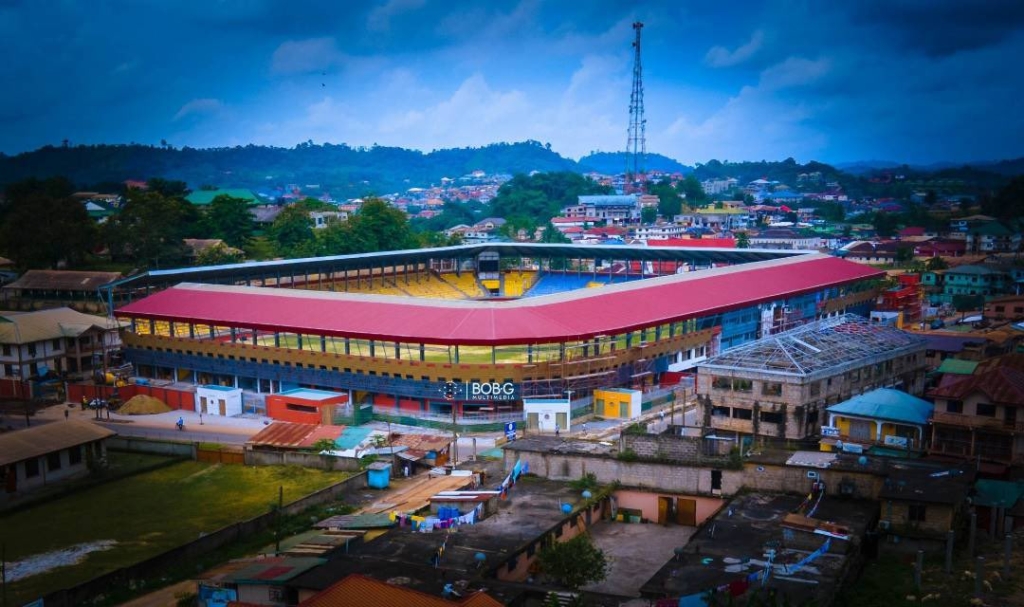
[929,353,1024,468]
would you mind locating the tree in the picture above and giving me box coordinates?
[489,172,611,225]
[145,178,189,198]
[104,188,198,268]
[537,532,609,590]
[925,256,949,271]
[894,245,914,267]
[679,175,707,205]
[539,222,571,244]
[0,177,97,269]
[736,232,751,249]
[640,206,658,224]
[952,294,984,323]
[871,212,899,239]
[984,175,1024,223]
[269,204,316,257]
[649,179,682,218]
[195,243,243,266]
[202,194,254,248]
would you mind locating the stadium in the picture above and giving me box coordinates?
[104,243,884,423]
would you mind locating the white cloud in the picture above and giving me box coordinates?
[173,98,223,121]
[705,30,764,67]
[367,0,426,32]
[270,37,344,75]
[758,56,832,90]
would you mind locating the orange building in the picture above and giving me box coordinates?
[266,388,348,424]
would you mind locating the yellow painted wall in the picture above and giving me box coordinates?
[593,389,635,418]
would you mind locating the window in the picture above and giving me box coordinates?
[286,403,317,413]
[760,411,784,424]
[2,344,9,357]
[69,446,82,465]
[52,339,61,350]
[733,379,753,392]
[27,343,36,356]
[977,403,996,417]
[25,458,39,478]
[47,451,62,471]
[711,406,730,418]
[946,400,963,414]
[712,377,731,390]
[908,504,927,522]
[762,382,783,397]
[810,382,821,397]
[732,408,753,420]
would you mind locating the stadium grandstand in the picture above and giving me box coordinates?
[103,243,885,422]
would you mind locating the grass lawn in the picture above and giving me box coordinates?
[0,461,349,605]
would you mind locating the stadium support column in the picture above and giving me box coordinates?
[454,346,460,364]
[419,344,425,361]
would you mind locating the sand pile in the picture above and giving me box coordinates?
[118,394,172,415]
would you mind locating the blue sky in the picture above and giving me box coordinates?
[1,0,1023,165]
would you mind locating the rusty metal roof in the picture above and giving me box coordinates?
[247,422,344,449]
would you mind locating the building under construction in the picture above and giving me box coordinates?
[697,314,928,441]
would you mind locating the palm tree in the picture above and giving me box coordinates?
[736,232,751,249]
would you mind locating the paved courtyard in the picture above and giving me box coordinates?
[584,520,698,597]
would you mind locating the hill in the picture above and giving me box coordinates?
[577,151,691,175]
[0,141,579,198]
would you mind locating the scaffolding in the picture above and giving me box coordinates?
[699,314,927,382]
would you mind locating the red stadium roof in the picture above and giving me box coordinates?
[116,254,883,346]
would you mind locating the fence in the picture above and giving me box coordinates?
[38,471,368,607]
[244,449,362,471]
[197,445,245,465]
[67,382,197,411]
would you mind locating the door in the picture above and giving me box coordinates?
[556,412,567,431]
[199,396,208,414]
[218,399,226,416]
[711,470,723,494]
[527,412,539,430]
[619,401,629,418]
[676,498,697,526]
[658,496,671,525]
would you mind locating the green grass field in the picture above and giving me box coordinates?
[0,460,349,604]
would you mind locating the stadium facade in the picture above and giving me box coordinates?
[106,244,884,419]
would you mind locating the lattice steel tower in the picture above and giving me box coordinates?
[625,21,646,184]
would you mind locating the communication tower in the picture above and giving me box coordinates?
[625,21,646,188]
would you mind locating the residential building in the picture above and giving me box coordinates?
[966,222,1021,254]
[750,228,822,251]
[698,314,927,441]
[928,354,1024,468]
[984,294,1024,322]
[701,178,739,195]
[563,194,639,224]
[634,221,686,241]
[1,270,121,314]
[309,210,348,229]
[0,307,125,380]
[939,265,1009,303]
[0,420,115,497]
[821,388,933,453]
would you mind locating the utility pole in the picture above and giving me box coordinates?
[274,485,283,554]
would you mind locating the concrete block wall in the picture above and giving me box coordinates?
[515,451,744,496]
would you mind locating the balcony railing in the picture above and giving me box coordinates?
[932,411,1024,433]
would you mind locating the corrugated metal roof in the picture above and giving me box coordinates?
[3,269,121,292]
[973,480,1024,508]
[115,254,883,346]
[222,557,326,584]
[827,388,933,426]
[935,359,979,375]
[314,513,395,530]
[0,420,115,467]
[0,307,126,345]
[248,422,344,449]
[334,426,373,450]
[929,367,1024,404]
[298,573,503,607]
